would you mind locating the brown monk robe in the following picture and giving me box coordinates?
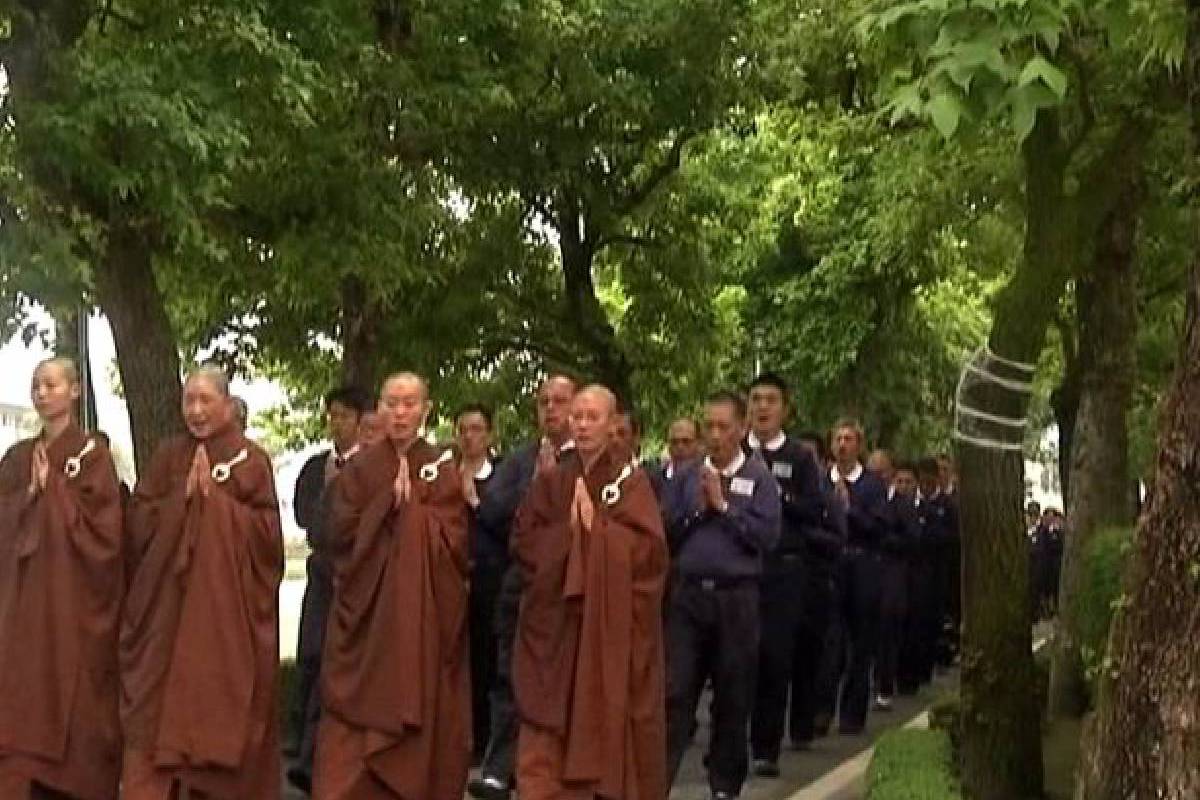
[0,363,125,800]
[119,369,283,799]
[513,387,669,800]
[314,435,471,800]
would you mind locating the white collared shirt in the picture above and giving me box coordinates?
[830,462,864,484]
[747,430,787,452]
[474,460,494,481]
[706,450,747,479]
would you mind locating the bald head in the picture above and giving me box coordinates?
[31,357,81,423]
[36,357,80,386]
[182,365,234,440]
[570,384,618,459]
[380,371,430,403]
[379,371,431,446]
[184,365,231,398]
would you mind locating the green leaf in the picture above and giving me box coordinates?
[1007,82,1060,142]
[1018,55,1069,99]
[927,91,963,139]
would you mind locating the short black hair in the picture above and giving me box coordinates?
[706,390,747,420]
[455,403,494,430]
[797,430,830,462]
[749,372,791,402]
[326,385,372,414]
[894,460,918,476]
[917,456,940,477]
[618,407,643,436]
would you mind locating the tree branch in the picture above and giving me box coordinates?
[1063,41,1096,160]
[612,129,692,217]
[1073,115,1149,249]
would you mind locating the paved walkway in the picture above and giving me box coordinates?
[282,672,957,800]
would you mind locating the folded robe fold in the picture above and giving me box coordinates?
[315,438,471,800]
[513,447,669,800]
[119,425,283,800]
[0,425,125,800]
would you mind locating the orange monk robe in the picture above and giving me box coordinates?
[0,426,124,800]
[512,447,669,800]
[314,439,471,800]
[119,425,283,800]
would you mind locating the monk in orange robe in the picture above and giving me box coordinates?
[314,371,471,800]
[0,358,124,800]
[119,367,283,799]
[513,385,669,800]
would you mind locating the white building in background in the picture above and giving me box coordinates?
[0,402,38,456]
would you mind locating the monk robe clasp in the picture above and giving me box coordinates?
[211,448,249,484]
[601,463,635,507]
[420,449,455,483]
[64,439,97,479]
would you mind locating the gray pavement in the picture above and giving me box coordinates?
[282,671,957,800]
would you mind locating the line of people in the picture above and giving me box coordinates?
[0,358,961,800]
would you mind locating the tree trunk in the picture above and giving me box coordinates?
[1076,3,1200,794]
[340,274,383,394]
[92,223,183,473]
[955,115,1072,800]
[557,198,633,402]
[1049,167,1141,719]
[1051,320,1080,502]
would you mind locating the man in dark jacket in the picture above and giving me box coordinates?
[286,385,372,793]
[745,374,840,777]
[468,375,578,800]
[822,419,889,735]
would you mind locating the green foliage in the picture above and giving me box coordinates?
[928,691,963,756]
[861,0,1182,142]
[868,728,963,800]
[1075,526,1134,699]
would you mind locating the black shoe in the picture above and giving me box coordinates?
[789,738,813,751]
[285,766,312,795]
[753,759,781,778]
[812,712,832,737]
[467,776,510,800]
[839,723,865,735]
[712,793,738,800]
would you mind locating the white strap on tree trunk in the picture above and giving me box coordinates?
[953,346,1036,452]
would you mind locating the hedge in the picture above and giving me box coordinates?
[867,728,963,800]
[1072,525,1133,700]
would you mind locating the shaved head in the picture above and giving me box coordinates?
[380,371,430,402]
[570,384,619,459]
[577,384,618,415]
[184,365,231,397]
[36,357,80,386]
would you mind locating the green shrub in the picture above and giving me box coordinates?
[1073,526,1133,699]
[927,692,961,756]
[868,728,963,800]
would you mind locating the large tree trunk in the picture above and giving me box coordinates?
[1076,4,1200,794]
[92,223,183,473]
[339,274,383,394]
[955,115,1071,800]
[557,197,633,402]
[1048,167,1141,719]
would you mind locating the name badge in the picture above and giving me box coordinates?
[730,477,755,497]
[772,462,793,480]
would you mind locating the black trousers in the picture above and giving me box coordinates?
[900,557,937,690]
[837,550,882,731]
[935,541,961,665]
[478,564,522,783]
[751,555,805,761]
[875,556,909,699]
[291,553,333,782]
[470,557,507,758]
[788,568,836,744]
[666,578,760,796]
[813,574,846,732]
